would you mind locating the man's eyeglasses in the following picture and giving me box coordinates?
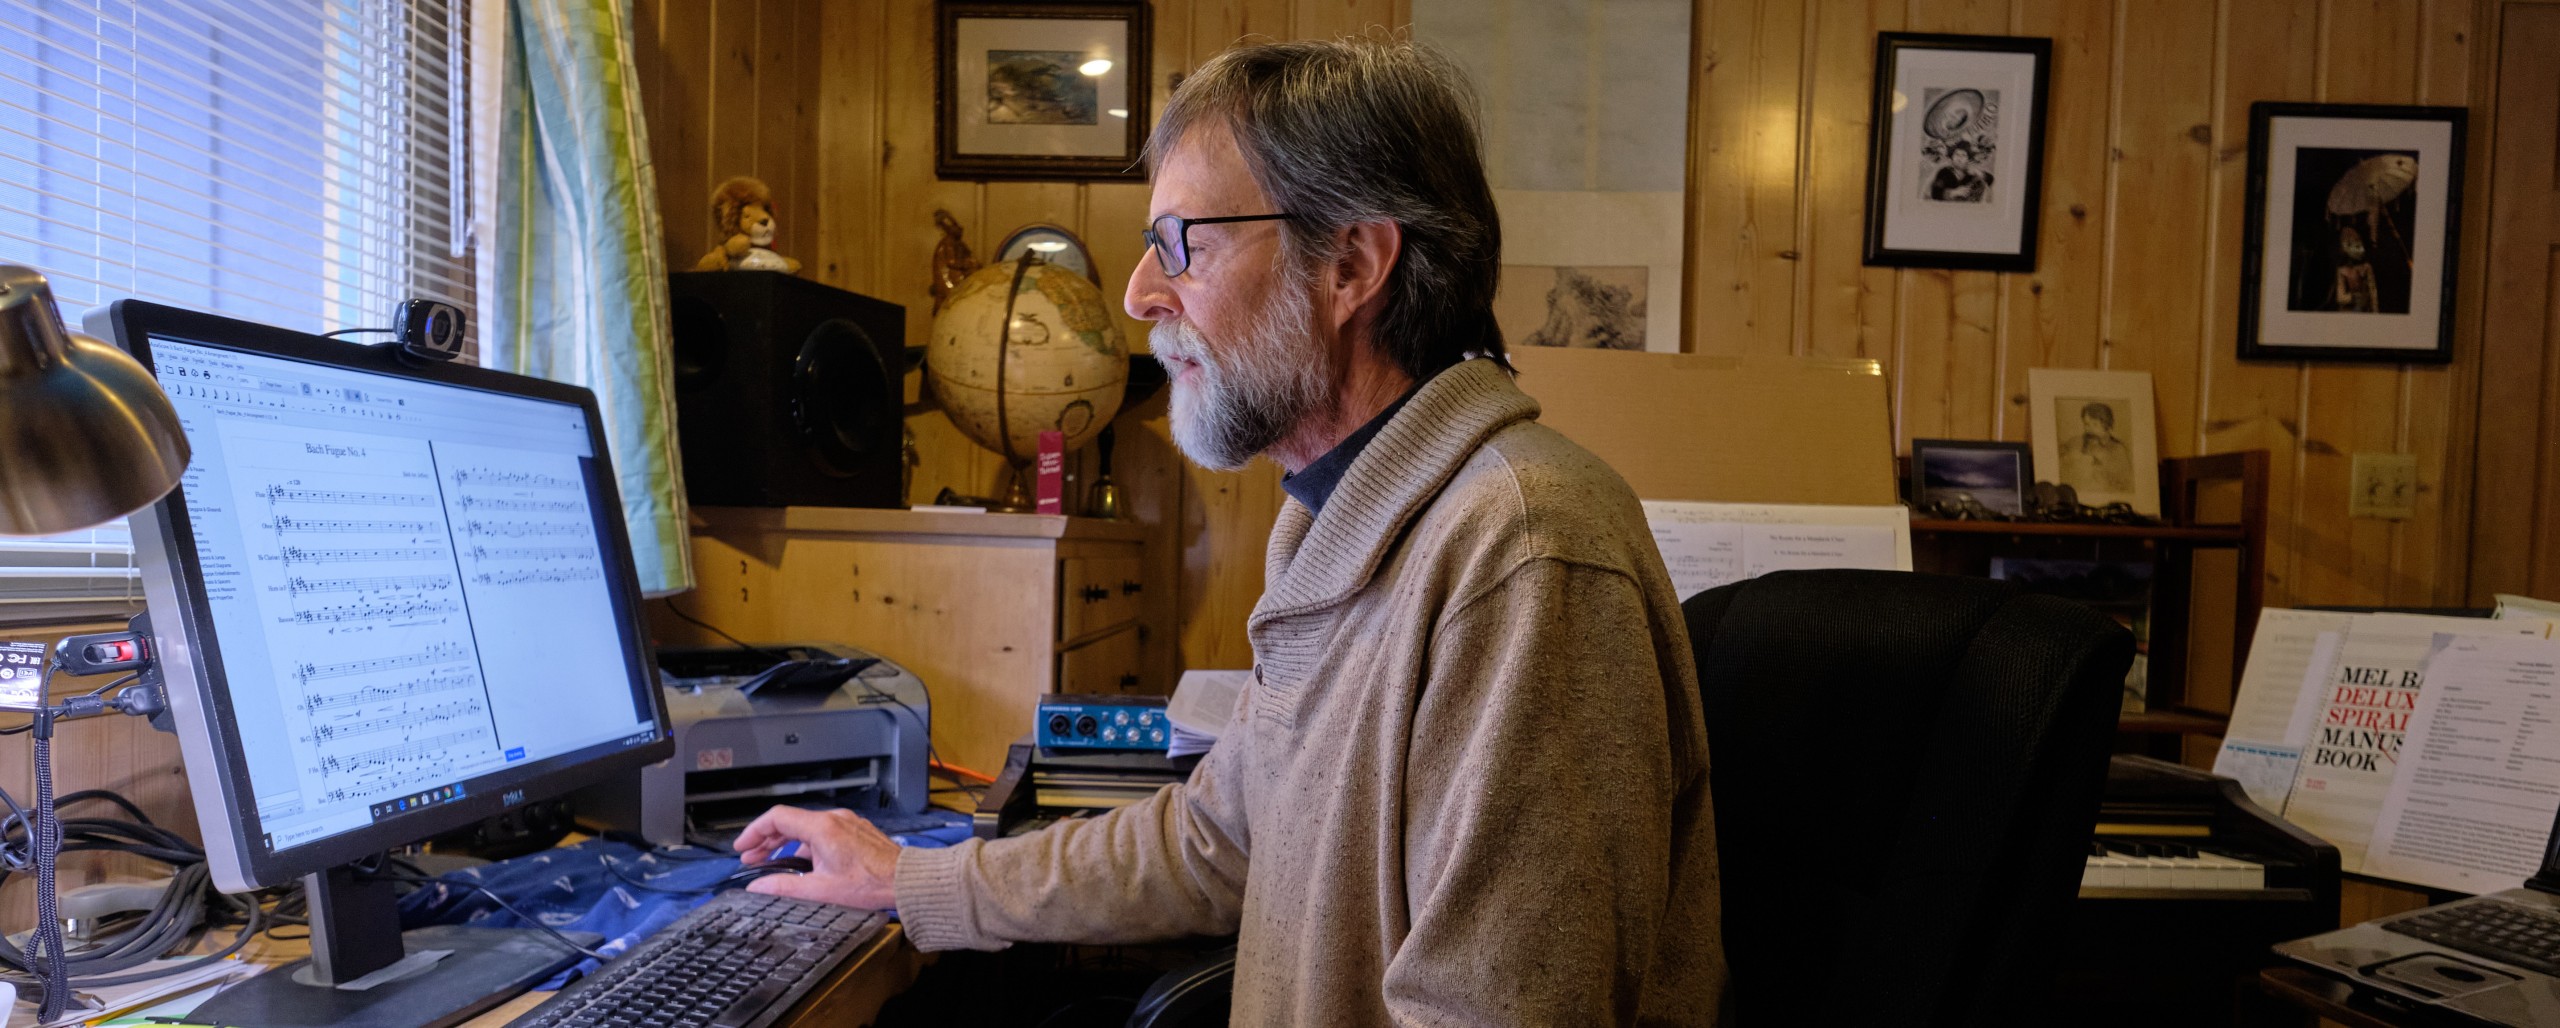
[1141,213,1293,277]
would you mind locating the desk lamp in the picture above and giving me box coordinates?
[0,266,187,1020]
[0,266,188,533]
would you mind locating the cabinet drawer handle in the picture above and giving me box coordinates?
[1081,586,1109,602]
[1120,580,1142,595]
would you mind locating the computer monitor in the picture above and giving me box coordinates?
[87,300,674,1026]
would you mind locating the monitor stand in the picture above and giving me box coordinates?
[189,862,597,1028]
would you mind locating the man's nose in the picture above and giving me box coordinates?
[1126,251,1179,323]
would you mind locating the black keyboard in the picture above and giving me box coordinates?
[506,891,885,1028]
[2384,899,2560,976]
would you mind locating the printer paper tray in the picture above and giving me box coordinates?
[687,768,879,804]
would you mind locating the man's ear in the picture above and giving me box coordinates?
[1328,220,1401,334]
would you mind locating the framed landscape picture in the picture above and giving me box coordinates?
[1910,439,2033,515]
[937,2,1150,181]
[2238,102,2465,363]
[1861,32,2052,271]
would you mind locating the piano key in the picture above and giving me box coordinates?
[2082,842,2266,891]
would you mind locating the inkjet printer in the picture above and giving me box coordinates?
[579,642,930,848]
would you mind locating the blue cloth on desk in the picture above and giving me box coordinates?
[395,840,733,989]
[396,811,974,988]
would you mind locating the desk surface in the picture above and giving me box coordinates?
[6,919,925,1027]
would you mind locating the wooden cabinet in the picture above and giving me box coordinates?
[658,507,1150,776]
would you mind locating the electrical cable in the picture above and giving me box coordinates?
[598,854,716,895]
[30,710,65,1021]
[360,872,612,960]
[0,790,272,1008]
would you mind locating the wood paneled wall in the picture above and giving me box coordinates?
[632,0,2497,679]
[630,0,1407,686]
[1690,0,2485,611]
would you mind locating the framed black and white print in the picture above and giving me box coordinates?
[1861,33,2052,271]
[2238,102,2465,363]
[937,2,1151,181]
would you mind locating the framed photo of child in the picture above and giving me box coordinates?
[2237,102,2465,363]
[2027,368,2160,517]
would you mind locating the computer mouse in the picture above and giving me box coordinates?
[720,856,814,889]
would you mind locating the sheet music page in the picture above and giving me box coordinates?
[2212,610,2357,811]
[1639,502,1911,601]
[2282,614,2556,871]
[2366,634,2560,894]
[212,418,501,829]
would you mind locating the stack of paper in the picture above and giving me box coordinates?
[1165,669,1248,759]
[2364,634,2560,893]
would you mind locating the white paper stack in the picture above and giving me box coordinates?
[1165,669,1249,759]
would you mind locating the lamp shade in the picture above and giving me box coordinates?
[0,267,188,536]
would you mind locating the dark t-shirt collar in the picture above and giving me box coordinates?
[1281,367,1440,516]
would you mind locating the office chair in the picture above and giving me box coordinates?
[1682,568,2132,1027]
[1126,568,2130,1028]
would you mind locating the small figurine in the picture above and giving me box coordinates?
[693,176,800,274]
[930,209,981,312]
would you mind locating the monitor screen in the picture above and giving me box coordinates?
[101,303,670,892]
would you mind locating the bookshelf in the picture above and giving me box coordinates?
[1909,451,2270,758]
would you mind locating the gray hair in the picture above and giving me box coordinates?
[1148,38,1506,377]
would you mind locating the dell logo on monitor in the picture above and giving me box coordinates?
[503,789,526,806]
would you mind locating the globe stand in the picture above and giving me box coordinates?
[929,460,1038,513]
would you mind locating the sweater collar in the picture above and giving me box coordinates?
[1278,367,1437,516]
[1253,357,1540,628]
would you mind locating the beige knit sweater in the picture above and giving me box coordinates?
[896,358,1727,1025]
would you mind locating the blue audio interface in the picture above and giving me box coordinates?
[1037,694,1170,750]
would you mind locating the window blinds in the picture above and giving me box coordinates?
[0,0,470,620]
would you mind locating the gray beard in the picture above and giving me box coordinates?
[1152,279,1329,472]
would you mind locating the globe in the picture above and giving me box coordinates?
[926,256,1129,464]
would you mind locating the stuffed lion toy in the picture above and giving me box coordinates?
[693,176,800,274]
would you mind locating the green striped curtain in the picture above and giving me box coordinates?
[476,0,693,595]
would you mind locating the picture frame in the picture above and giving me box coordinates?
[2027,368,2160,516]
[2237,102,2465,364]
[1861,32,2052,271]
[1910,439,2034,516]
[937,1,1150,182]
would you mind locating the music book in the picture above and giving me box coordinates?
[1637,501,1911,602]
[2215,608,2560,881]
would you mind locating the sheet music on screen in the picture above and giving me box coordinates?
[150,337,652,852]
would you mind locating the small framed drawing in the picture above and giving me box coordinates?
[2028,368,2160,516]
[1910,439,2033,516]
[1861,32,2052,271]
[2238,102,2465,363]
[937,2,1150,181]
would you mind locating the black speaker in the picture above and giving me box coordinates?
[667,271,905,508]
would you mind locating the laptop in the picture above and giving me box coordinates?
[2277,814,2560,1025]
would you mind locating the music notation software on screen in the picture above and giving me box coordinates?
[152,339,652,853]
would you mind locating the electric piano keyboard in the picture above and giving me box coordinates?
[2053,755,2342,1026]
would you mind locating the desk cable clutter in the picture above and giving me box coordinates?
[0,614,237,1022]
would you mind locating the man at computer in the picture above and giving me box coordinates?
[736,38,1726,1025]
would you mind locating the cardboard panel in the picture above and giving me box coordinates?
[1509,348,1895,505]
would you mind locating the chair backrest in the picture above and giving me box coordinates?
[1682,568,2131,1027]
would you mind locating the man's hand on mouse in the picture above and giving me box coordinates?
[732,806,901,909]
